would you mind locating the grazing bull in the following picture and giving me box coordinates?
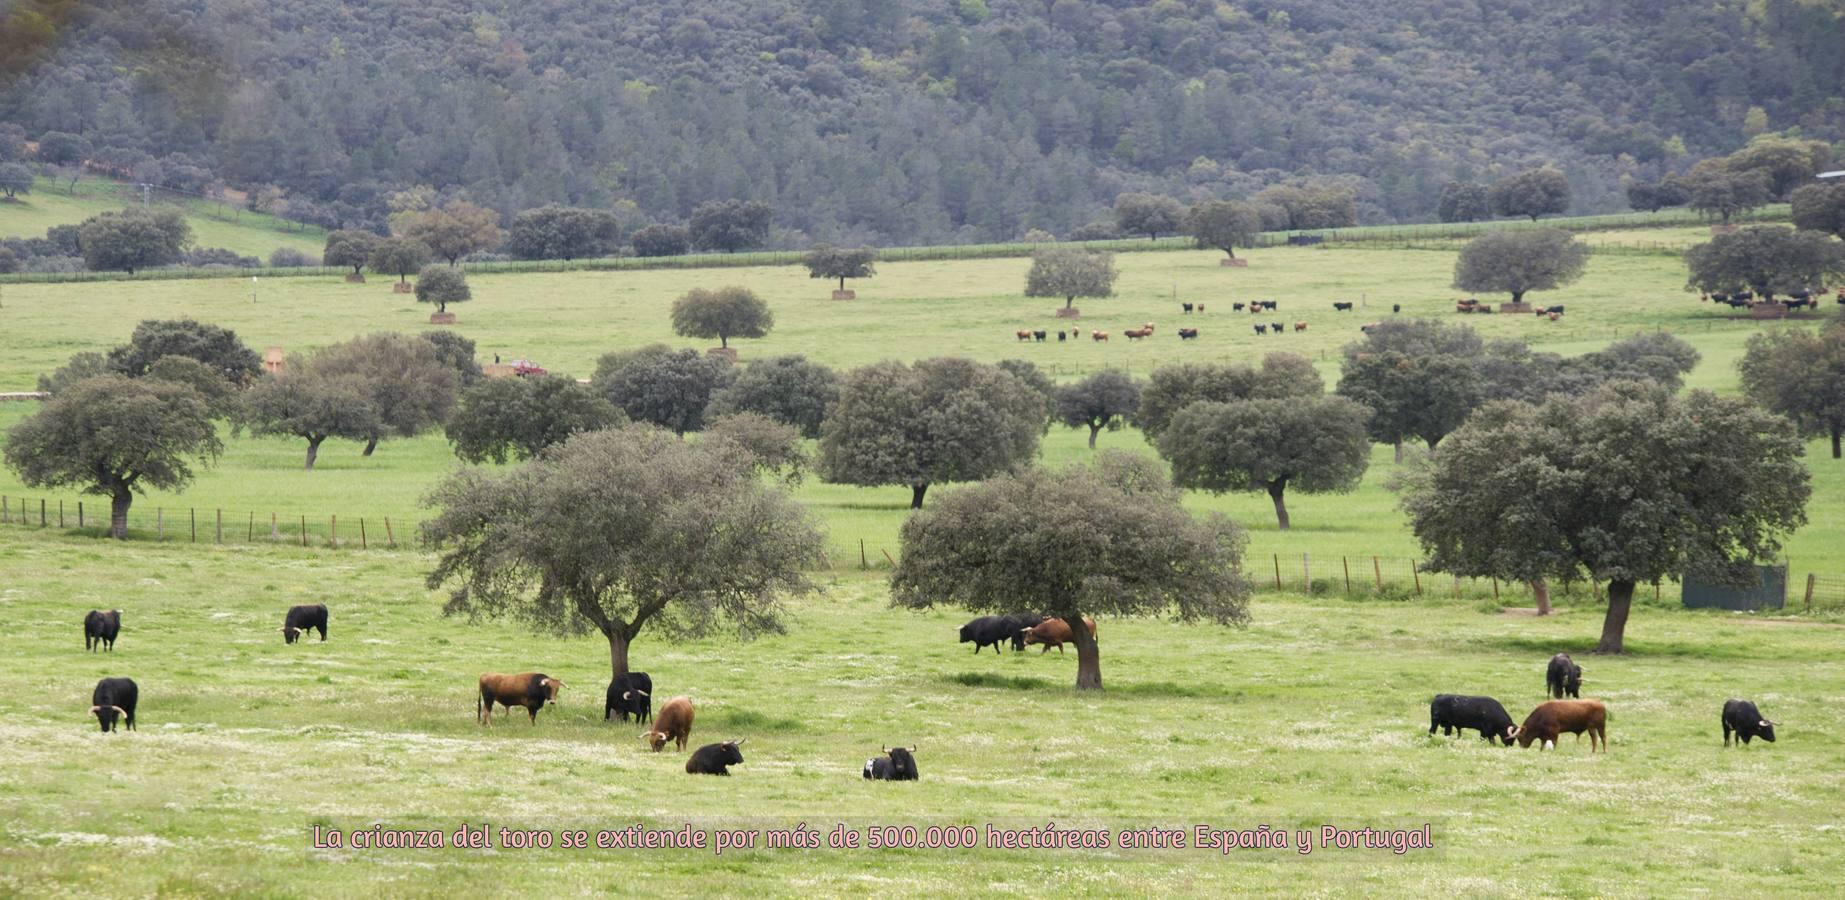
[1254,324,1268,335]
[1333,302,1354,312]
[1057,331,1066,342]
[477,672,564,726]
[1543,305,1565,315]
[1006,614,1046,651]
[1092,331,1108,342]
[1429,694,1517,745]
[1182,303,1194,314]
[1033,330,1048,342]
[606,672,653,724]
[1020,617,1098,654]
[1514,699,1606,752]
[863,746,920,781]
[1293,322,1307,332]
[644,696,695,751]
[1546,653,1583,699]
[1270,322,1284,334]
[1178,327,1199,340]
[1233,303,1246,311]
[1016,330,1032,342]
[84,609,121,652]
[1392,304,1401,314]
[685,740,745,775]
[1196,303,1205,313]
[959,616,1016,655]
[90,677,138,733]
[1721,699,1777,747]
[1125,327,1152,340]
[281,604,328,644]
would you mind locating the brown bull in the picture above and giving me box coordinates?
[644,696,696,751]
[478,672,564,726]
[1515,699,1607,752]
[1020,617,1098,654]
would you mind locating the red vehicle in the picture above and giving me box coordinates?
[509,358,547,377]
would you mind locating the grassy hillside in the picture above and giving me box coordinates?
[0,176,327,260]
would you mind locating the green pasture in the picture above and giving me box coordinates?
[0,176,326,260]
[2,230,1844,895]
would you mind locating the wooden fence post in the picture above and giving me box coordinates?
[860,539,869,570]
[190,508,195,542]
[216,509,223,543]
[1342,557,1351,593]
[77,501,82,528]
[1806,574,1817,613]
[384,517,394,548]
[360,518,367,550]
[1373,556,1382,591]
[157,508,164,540]
[1412,561,1422,596]
[39,499,45,527]
[1273,554,1282,590]
[271,512,279,540]
[330,515,338,549]
[59,500,64,528]
[299,516,307,547]
[247,512,254,542]
[1302,553,1310,590]
[881,548,897,567]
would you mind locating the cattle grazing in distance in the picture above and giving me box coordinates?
[1392,304,1401,314]
[645,696,696,751]
[1124,327,1152,340]
[1293,322,1307,332]
[1178,327,1199,340]
[1057,331,1066,342]
[1429,694,1517,745]
[1195,303,1204,313]
[959,616,1016,655]
[477,672,564,726]
[1515,699,1607,752]
[1015,330,1032,342]
[1254,324,1268,335]
[685,740,745,775]
[1006,614,1046,651]
[864,746,920,781]
[1546,653,1583,699]
[606,672,653,724]
[1270,321,1285,334]
[1021,617,1098,654]
[281,604,329,644]
[1182,303,1194,314]
[84,609,121,652]
[1092,331,1108,342]
[1333,301,1354,312]
[1722,699,1777,747]
[1233,303,1246,311]
[91,677,138,733]
[1033,330,1047,342]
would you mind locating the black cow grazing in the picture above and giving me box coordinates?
[863,746,920,781]
[686,740,745,775]
[1790,290,1811,300]
[84,609,122,652]
[1722,699,1777,746]
[1263,301,1279,311]
[606,672,654,723]
[959,616,1016,655]
[1178,327,1199,340]
[1392,303,1401,314]
[1785,299,1810,311]
[1429,694,1517,745]
[1233,303,1246,311]
[1546,653,1583,699]
[1736,291,1755,301]
[1543,305,1565,315]
[1033,330,1048,342]
[1270,322,1285,335]
[1254,324,1268,335]
[1712,293,1729,302]
[281,604,328,644]
[1057,331,1066,342]
[1182,303,1194,314]
[1333,302,1354,312]
[91,677,138,733]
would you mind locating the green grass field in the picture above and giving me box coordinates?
[0,176,326,260]
[2,233,1843,896]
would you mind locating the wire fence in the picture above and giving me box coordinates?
[0,494,408,550]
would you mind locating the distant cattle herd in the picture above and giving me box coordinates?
[75,598,1785,768]
[1006,296,1535,344]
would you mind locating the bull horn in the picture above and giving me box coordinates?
[1759,720,1770,727]
[90,706,101,714]
[733,738,745,745]
[634,690,647,697]
[113,706,128,718]
[882,745,888,753]
[622,691,631,700]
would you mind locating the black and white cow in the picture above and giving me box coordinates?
[863,746,920,781]
[1722,699,1777,747]
[1429,694,1517,745]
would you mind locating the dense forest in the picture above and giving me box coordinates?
[2,0,1842,246]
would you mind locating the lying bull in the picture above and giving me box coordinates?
[91,677,139,733]
[1722,699,1777,747]
[1429,694,1517,745]
[477,672,564,726]
[1515,699,1607,752]
[863,746,919,781]
[686,740,745,775]
[281,604,329,644]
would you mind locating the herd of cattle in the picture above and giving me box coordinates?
[1701,287,1845,311]
[1010,299,1425,344]
[1427,652,1779,751]
[74,607,1784,767]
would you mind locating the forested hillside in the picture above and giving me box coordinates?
[3,0,1842,245]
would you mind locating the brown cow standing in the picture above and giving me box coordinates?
[1515,700,1607,752]
[644,696,696,751]
[478,672,564,726]
[1015,330,1032,342]
[1020,617,1099,654]
[1092,331,1108,342]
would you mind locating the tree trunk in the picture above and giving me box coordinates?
[304,435,325,471]
[1831,426,1841,460]
[720,334,728,349]
[910,484,929,509]
[1068,616,1102,691]
[1224,248,1236,260]
[362,436,379,457]
[1267,480,1290,531]
[1596,579,1636,653]
[607,629,631,680]
[1531,578,1551,616]
[1427,432,1444,452]
[838,276,847,292]
[1393,441,1403,463]
[1088,423,1102,449]
[1065,295,1075,309]
[1510,290,1526,304]
[110,488,132,541]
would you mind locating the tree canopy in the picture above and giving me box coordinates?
[591,345,735,435]
[1740,324,1845,459]
[1114,192,1186,240]
[1489,167,1572,221]
[1399,383,1810,653]
[1158,395,1372,531]
[414,265,472,313]
[0,162,31,199]
[891,453,1251,690]
[1184,200,1263,259]
[1054,370,1141,449]
[398,200,502,265]
[77,207,191,274]
[424,424,824,681]
[506,205,621,260]
[1684,226,1845,301]
[1790,182,1845,241]
[631,224,691,258]
[323,229,382,276]
[670,286,774,349]
[106,318,263,384]
[4,374,221,539]
[707,354,841,440]
[818,358,1045,509]
[1437,181,1491,223]
[1024,248,1117,309]
[1133,355,1323,441]
[446,374,623,465]
[802,245,878,292]
[368,238,431,283]
[312,333,460,456]
[242,361,382,470]
[1453,229,1590,304]
[689,200,772,253]
[1682,158,1772,224]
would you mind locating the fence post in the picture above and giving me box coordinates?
[77,501,83,528]
[1,495,7,525]
[1411,561,1422,596]
[860,539,869,570]
[1273,554,1282,591]
[216,509,223,543]
[384,517,394,548]
[157,508,164,540]
[1805,574,1816,613]
[1453,575,1460,599]
[1302,553,1310,591]
[330,515,337,549]
[300,516,307,548]
[1373,556,1382,591]
[59,500,64,528]
[1342,557,1351,593]
[360,518,368,550]
[190,508,195,542]
[881,548,898,567]
[272,512,279,540]
[248,512,254,542]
